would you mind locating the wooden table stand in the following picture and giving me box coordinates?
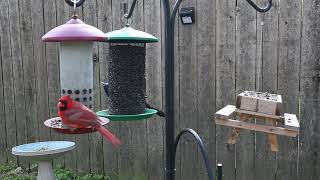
[215,105,299,152]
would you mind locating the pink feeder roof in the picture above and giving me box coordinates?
[42,18,106,42]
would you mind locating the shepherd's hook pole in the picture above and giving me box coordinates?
[173,129,214,180]
[162,0,214,179]
[162,0,272,179]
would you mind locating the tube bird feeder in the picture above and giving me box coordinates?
[97,24,159,121]
[42,15,107,134]
[42,17,105,109]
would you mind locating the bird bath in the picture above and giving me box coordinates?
[12,141,75,180]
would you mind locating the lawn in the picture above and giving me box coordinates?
[0,163,111,180]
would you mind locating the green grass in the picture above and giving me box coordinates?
[0,162,17,174]
[0,164,111,180]
[0,163,35,180]
[54,168,111,180]
[1,174,35,180]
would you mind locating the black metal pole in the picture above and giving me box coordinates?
[217,164,222,180]
[162,1,175,180]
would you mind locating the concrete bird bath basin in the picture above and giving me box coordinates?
[12,141,75,180]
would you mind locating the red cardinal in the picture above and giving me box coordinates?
[57,95,121,146]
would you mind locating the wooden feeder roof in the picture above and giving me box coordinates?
[106,27,159,43]
[42,18,106,42]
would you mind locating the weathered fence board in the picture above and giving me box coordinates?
[0,0,319,180]
[11,0,28,168]
[178,0,198,179]
[0,49,5,164]
[235,0,256,179]
[0,41,5,164]
[196,0,216,179]
[24,0,41,170]
[0,0,16,165]
[32,0,51,143]
[300,0,320,179]
[0,0,9,164]
[216,0,237,179]
[145,0,164,179]
[255,0,279,179]
[20,0,38,151]
[277,0,301,179]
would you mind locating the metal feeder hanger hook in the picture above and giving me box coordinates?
[124,0,137,21]
[65,0,85,7]
[65,0,85,17]
[246,0,272,13]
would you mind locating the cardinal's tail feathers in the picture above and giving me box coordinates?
[96,126,121,147]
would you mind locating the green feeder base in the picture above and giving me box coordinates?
[96,108,158,121]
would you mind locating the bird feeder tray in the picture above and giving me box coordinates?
[96,108,158,121]
[44,117,109,134]
[42,18,106,42]
[106,27,158,43]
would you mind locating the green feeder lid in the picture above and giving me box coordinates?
[106,27,159,43]
[96,108,158,121]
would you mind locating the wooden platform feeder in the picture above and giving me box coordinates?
[215,91,299,152]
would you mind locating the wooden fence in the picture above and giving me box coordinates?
[0,0,319,179]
